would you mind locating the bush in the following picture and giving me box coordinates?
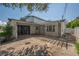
[0,32,7,37]
[75,43,79,54]
[0,24,12,37]
[3,24,12,36]
[66,18,79,28]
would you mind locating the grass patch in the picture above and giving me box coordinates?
[75,43,79,54]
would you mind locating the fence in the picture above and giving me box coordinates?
[74,27,79,42]
[64,28,74,34]
[64,27,79,43]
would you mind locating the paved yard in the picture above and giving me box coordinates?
[0,35,78,56]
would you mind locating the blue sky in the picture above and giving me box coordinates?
[0,3,79,22]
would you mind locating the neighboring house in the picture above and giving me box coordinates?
[0,29,3,33]
[0,26,3,33]
[8,15,66,39]
[0,21,6,33]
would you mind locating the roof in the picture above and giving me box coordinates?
[20,15,65,22]
[8,18,18,21]
[8,15,65,24]
[20,15,47,22]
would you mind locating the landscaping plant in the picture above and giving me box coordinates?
[0,24,12,40]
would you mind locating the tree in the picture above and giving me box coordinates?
[0,26,2,29]
[66,17,79,28]
[3,24,12,37]
[0,24,12,37]
[0,3,49,15]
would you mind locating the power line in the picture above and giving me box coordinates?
[62,3,68,20]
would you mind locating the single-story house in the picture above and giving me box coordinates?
[8,15,66,39]
[0,26,3,33]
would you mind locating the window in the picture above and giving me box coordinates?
[36,26,39,30]
[49,25,52,31]
[52,25,55,32]
[47,25,55,32]
[47,26,48,31]
[47,25,52,32]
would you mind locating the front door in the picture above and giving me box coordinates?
[35,26,45,35]
[35,26,40,35]
[17,25,30,35]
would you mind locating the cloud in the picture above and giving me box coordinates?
[0,20,7,25]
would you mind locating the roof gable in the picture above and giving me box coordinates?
[21,15,47,21]
[20,15,48,24]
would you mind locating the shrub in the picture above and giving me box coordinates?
[0,24,12,37]
[75,43,79,54]
[66,18,79,28]
[3,24,12,37]
[0,32,7,37]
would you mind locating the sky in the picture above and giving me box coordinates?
[0,3,79,23]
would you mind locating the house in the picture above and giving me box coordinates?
[0,26,3,33]
[8,15,66,39]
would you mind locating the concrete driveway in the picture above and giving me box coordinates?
[0,35,78,56]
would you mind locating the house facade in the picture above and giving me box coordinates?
[8,16,66,39]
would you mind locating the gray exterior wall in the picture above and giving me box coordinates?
[60,22,66,36]
[44,22,59,36]
[8,20,18,39]
[9,16,66,39]
[25,17,46,24]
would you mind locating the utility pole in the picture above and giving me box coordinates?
[62,3,68,20]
